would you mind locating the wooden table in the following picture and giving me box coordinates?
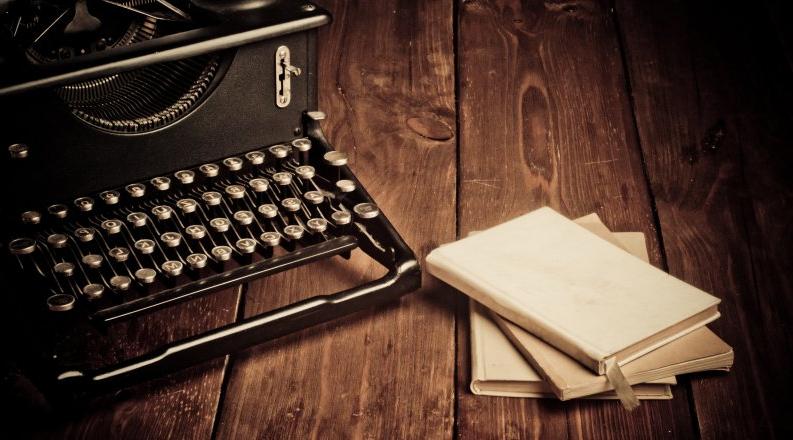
[31,0,792,438]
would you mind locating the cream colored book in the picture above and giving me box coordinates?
[427,206,721,375]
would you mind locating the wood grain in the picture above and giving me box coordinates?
[616,0,793,438]
[214,0,458,438]
[456,1,695,438]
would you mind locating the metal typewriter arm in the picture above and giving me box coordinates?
[54,113,421,396]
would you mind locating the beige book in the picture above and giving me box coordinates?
[427,206,721,375]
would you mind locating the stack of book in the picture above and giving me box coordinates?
[426,208,733,407]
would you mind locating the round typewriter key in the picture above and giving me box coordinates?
[353,203,380,219]
[150,176,171,191]
[81,254,103,269]
[160,232,182,248]
[83,283,105,299]
[331,210,352,225]
[47,233,68,248]
[21,210,41,225]
[211,245,233,261]
[323,151,348,166]
[307,218,328,233]
[233,210,254,225]
[125,183,146,198]
[259,231,281,247]
[110,275,132,291]
[199,163,220,177]
[210,218,230,232]
[135,268,157,284]
[74,227,95,242]
[281,197,301,212]
[101,219,122,234]
[236,238,257,254]
[186,253,208,269]
[257,204,278,218]
[225,184,246,199]
[127,212,147,227]
[292,138,312,152]
[186,224,207,239]
[249,178,269,193]
[303,191,324,205]
[223,157,244,171]
[109,247,130,262]
[47,294,75,312]
[245,151,265,165]
[284,225,305,240]
[100,190,120,205]
[134,239,155,254]
[8,143,29,159]
[175,170,195,184]
[202,191,222,206]
[161,260,183,277]
[177,198,198,213]
[151,205,173,220]
[272,172,293,186]
[295,165,316,180]
[268,144,289,158]
[9,238,36,255]
[54,262,75,277]
[74,197,94,212]
[48,204,69,219]
[336,179,356,193]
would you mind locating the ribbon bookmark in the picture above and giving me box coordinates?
[604,357,640,410]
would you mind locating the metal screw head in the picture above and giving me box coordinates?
[8,143,28,159]
[9,237,36,255]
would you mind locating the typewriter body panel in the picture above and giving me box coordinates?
[0,0,420,403]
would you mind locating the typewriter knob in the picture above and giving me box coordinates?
[8,143,29,159]
[74,197,94,212]
[249,178,269,193]
[272,172,293,186]
[292,138,312,152]
[281,197,301,212]
[9,238,36,255]
[306,218,328,233]
[233,210,254,225]
[295,165,316,180]
[100,190,120,205]
[48,204,69,219]
[331,211,352,225]
[186,225,207,239]
[177,198,198,213]
[135,268,157,284]
[353,203,380,219]
[150,176,171,191]
[223,157,244,171]
[20,210,42,225]
[101,219,122,235]
[127,212,148,227]
[210,218,231,233]
[81,254,103,269]
[303,191,324,205]
[152,205,173,220]
[110,275,132,291]
[225,184,246,199]
[47,294,75,312]
[125,183,146,198]
[236,238,257,254]
[187,253,208,269]
[134,239,156,255]
[74,227,96,242]
[245,151,265,165]
[175,170,196,184]
[202,191,222,206]
[83,284,105,299]
[268,145,290,159]
[257,204,278,218]
[323,151,348,166]
[199,163,220,177]
[284,225,305,240]
[259,231,281,247]
[160,232,183,248]
[108,247,130,262]
[336,179,356,193]
[54,262,75,277]
[161,260,184,277]
[211,245,233,261]
[46,234,68,249]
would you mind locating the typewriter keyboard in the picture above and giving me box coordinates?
[7,139,379,323]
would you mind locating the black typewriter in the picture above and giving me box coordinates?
[0,0,419,406]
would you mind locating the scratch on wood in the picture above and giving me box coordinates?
[582,158,618,165]
[463,179,501,189]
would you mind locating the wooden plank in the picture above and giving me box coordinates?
[214,0,458,438]
[615,0,793,438]
[456,1,696,438]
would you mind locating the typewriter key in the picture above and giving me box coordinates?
[211,245,233,261]
[353,203,380,219]
[150,176,171,191]
[199,163,220,177]
[186,253,208,269]
[75,227,95,242]
[175,170,195,184]
[236,238,257,254]
[81,254,103,269]
[8,143,29,159]
[160,232,183,248]
[268,144,289,159]
[177,198,198,213]
[202,191,222,206]
[110,275,132,291]
[303,191,324,205]
[125,183,146,198]
[249,178,269,192]
[259,231,281,247]
[47,233,68,248]
[109,247,130,262]
[48,204,69,219]
[292,138,312,152]
[210,218,230,232]
[336,179,356,193]
[101,219,122,234]
[127,212,147,227]
[54,262,75,277]
[307,218,328,233]
[223,157,244,171]
[161,260,184,277]
[152,205,173,220]
[272,172,293,186]
[245,151,265,165]
[186,225,207,239]
[83,283,105,299]
[331,211,352,225]
[9,238,36,255]
[281,197,301,212]
[258,204,278,218]
[135,268,157,284]
[47,294,75,312]
[324,151,348,166]
[295,165,316,180]
[233,210,254,225]
[74,197,94,212]
[284,225,305,240]
[100,190,120,205]
[134,239,156,254]
[21,210,41,224]
[225,184,246,199]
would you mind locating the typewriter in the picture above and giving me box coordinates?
[0,0,420,406]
